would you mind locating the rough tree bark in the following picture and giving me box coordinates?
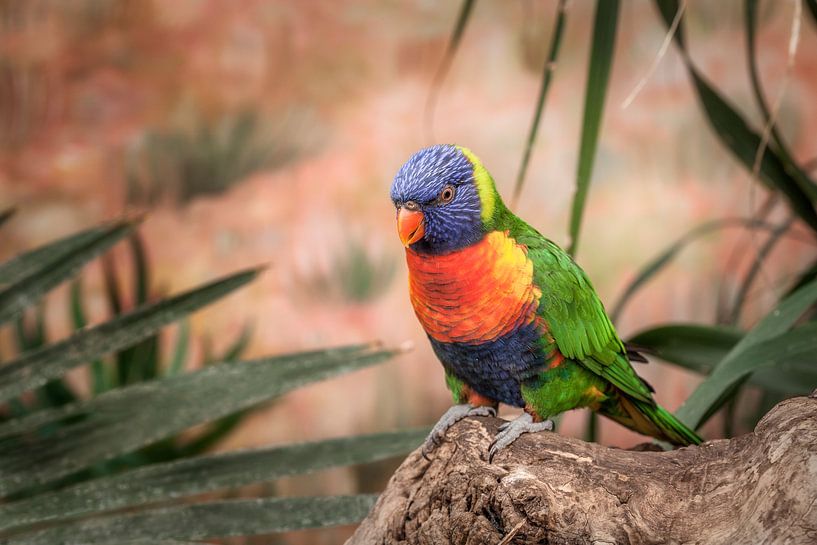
[348,393,817,545]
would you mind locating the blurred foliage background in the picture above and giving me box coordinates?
[1,0,816,543]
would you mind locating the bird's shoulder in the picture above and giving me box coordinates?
[503,217,624,360]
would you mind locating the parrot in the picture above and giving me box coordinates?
[389,144,702,460]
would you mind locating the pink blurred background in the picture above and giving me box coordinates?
[1,1,815,542]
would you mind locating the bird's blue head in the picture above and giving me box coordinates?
[390,144,500,254]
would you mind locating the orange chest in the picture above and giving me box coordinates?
[405,231,541,344]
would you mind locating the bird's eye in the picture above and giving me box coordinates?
[438,185,455,204]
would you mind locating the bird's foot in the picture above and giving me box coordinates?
[488,412,554,462]
[422,404,497,459]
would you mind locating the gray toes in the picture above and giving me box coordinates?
[422,404,498,458]
[488,414,554,463]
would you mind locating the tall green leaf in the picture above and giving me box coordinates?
[0,429,425,533]
[511,0,568,208]
[0,344,398,496]
[568,0,620,256]
[676,277,817,428]
[0,268,261,404]
[0,220,138,324]
[653,0,817,232]
[2,495,378,545]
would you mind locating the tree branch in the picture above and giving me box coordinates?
[349,394,817,544]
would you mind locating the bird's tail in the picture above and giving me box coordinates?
[602,395,702,446]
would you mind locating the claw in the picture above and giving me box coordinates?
[488,413,553,463]
[422,404,496,458]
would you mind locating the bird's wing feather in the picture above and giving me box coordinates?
[511,223,654,403]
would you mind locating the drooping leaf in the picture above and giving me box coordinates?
[0,268,261,404]
[568,0,620,256]
[610,218,776,322]
[653,0,817,232]
[0,429,425,533]
[0,220,138,324]
[511,0,568,208]
[1,495,378,545]
[745,0,817,202]
[0,343,398,496]
[628,323,814,395]
[676,277,817,428]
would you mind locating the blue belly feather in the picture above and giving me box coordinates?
[429,320,547,407]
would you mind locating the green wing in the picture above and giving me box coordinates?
[511,223,654,403]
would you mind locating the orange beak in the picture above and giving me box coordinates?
[397,208,425,248]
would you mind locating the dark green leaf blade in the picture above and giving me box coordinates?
[0,220,138,324]
[628,323,743,374]
[0,268,261,404]
[2,495,378,544]
[0,344,398,496]
[0,429,425,532]
[676,277,817,428]
[568,0,620,256]
[628,323,813,394]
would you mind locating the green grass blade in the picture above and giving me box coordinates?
[0,207,15,229]
[70,279,109,394]
[219,322,253,362]
[728,215,795,324]
[568,0,620,257]
[0,224,119,288]
[677,321,817,429]
[654,0,817,232]
[1,495,378,544]
[0,429,425,532]
[676,277,817,428]
[511,0,568,208]
[0,344,398,496]
[129,232,149,306]
[166,321,190,377]
[0,221,138,325]
[0,268,261,404]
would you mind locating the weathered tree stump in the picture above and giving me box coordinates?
[348,393,817,545]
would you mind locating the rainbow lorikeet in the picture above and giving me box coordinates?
[390,145,701,460]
